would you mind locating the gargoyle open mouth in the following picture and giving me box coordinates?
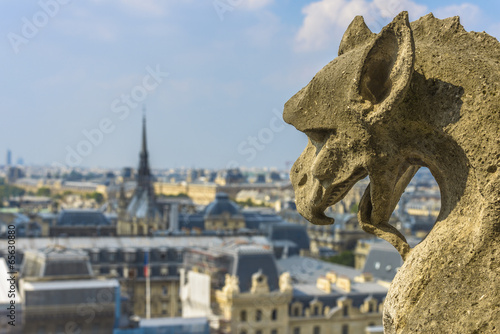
[309,168,368,225]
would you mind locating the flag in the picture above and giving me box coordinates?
[143,251,149,278]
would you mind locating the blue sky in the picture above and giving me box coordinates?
[0,0,499,170]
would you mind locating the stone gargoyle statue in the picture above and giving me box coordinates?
[284,11,499,333]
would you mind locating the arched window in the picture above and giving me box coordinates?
[342,324,349,334]
[271,309,278,320]
[313,326,321,334]
[240,310,247,322]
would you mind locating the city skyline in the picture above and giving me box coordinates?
[1,1,499,169]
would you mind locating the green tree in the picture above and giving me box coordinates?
[349,203,359,213]
[86,192,104,204]
[36,187,51,197]
[0,184,25,199]
[236,198,267,207]
[159,193,190,198]
[325,250,355,267]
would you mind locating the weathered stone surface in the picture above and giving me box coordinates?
[284,12,500,333]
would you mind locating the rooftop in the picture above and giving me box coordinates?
[22,278,119,291]
[10,235,271,253]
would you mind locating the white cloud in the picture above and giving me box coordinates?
[372,0,426,20]
[433,3,481,31]
[295,0,427,52]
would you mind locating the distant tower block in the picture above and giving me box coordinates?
[6,149,11,166]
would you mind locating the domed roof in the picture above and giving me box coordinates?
[204,192,241,217]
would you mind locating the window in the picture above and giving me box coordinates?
[256,331,262,334]
[271,330,278,334]
[293,327,301,334]
[240,310,247,322]
[293,306,300,317]
[271,308,278,320]
[162,285,168,295]
[240,331,247,334]
[313,306,319,315]
[256,309,262,322]
[313,326,321,334]
[124,252,136,262]
[368,303,374,313]
[343,305,349,317]
[342,324,349,334]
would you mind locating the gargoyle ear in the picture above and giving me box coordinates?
[338,16,375,56]
[357,11,415,119]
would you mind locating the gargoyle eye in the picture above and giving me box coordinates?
[305,129,332,145]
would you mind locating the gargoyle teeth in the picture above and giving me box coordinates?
[320,168,368,210]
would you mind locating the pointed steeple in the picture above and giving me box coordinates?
[141,106,148,156]
[137,106,152,189]
[125,107,160,226]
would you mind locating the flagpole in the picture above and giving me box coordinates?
[145,250,151,319]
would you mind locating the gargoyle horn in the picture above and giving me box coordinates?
[338,16,375,56]
[356,11,415,121]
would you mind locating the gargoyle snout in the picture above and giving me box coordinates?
[283,86,307,127]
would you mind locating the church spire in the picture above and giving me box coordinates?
[138,106,151,188]
[142,106,148,155]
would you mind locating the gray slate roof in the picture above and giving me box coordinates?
[57,209,111,226]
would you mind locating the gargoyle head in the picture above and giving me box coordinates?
[284,12,418,258]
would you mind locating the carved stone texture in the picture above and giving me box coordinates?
[284,12,499,333]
